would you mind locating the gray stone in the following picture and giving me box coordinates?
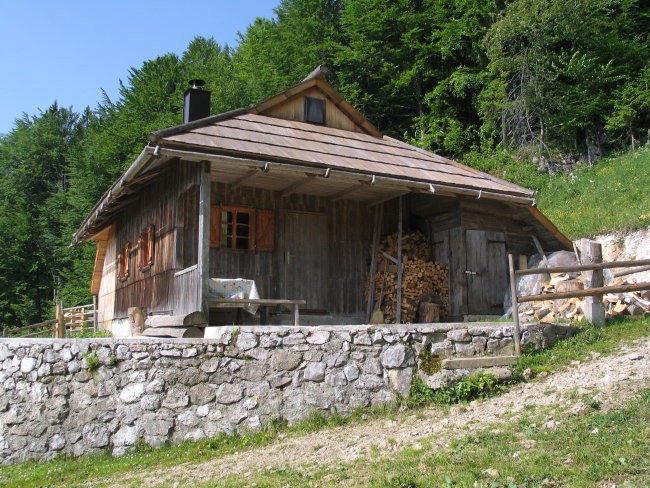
[146,379,165,394]
[119,383,145,404]
[387,368,413,397]
[216,383,244,405]
[359,374,383,390]
[243,397,258,410]
[236,332,259,351]
[20,357,37,374]
[140,394,162,411]
[196,404,210,417]
[343,364,359,381]
[283,333,306,346]
[304,362,326,382]
[162,385,189,409]
[113,424,139,447]
[177,410,199,428]
[83,423,109,448]
[381,344,413,369]
[353,333,372,345]
[182,347,199,358]
[272,350,302,371]
[325,371,348,387]
[447,329,471,342]
[306,330,330,345]
[242,416,261,432]
[190,383,216,406]
[141,416,174,437]
[48,434,66,451]
[116,345,130,360]
[472,336,488,351]
[200,358,221,373]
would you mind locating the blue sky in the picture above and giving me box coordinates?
[0,1,279,134]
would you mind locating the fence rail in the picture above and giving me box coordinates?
[508,249,650,356]
[2,300,97,338]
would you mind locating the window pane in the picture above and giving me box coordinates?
[236,237,248,250]
[236,212,249,225]
[236,225,249,237]
[226,237,233,248]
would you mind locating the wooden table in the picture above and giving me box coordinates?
[208,298,306,326]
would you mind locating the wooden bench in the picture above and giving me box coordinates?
[208,298,306,326]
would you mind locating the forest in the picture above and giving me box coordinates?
[0,0,648,329]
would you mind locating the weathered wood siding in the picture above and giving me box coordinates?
[97,226,116,330]
[259,86,365,134]
[210,183,371,315]
[113,162,204,319]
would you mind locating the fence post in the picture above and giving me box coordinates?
[577,239,606,327]
[92,295,98,331]
[55,302,64,338]
[508,253,522,355]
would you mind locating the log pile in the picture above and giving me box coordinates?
[520,273,649,322]
[366,230,448,323]
[603,276,650,317]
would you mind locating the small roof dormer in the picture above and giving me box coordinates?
[249,65,383,137]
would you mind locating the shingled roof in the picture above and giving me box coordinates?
[73,70,570,249]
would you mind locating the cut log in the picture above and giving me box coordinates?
[145,311,207,328]
[141,327,203,338]
[418,302,439,323]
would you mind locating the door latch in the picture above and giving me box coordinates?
[464,270,479,275]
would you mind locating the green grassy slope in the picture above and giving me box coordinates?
[465,147,650,238]
[537,148,650,238]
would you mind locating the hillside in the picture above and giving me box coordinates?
[467,147,650,239]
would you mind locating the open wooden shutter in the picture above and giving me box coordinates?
[255,210,275,251]
[210,205,220,248]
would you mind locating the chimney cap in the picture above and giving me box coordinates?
[188,79,206,89]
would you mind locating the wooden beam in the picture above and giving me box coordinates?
[145,311,207,328]
[518,282,650,303]
[231,168,260,189]
[508,254,522,355]
[396,196,403,324]
[366,203,383,323]
[328,182,367,202]
[514,258,650,276]
[280,174,317,198]
[367,190,410,207]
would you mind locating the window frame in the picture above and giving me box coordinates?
[304,96,326,125]
[137,224,155,272]
[210,205,274,252]
[117,242,131,282]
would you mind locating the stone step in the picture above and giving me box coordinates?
[441,355,519,370]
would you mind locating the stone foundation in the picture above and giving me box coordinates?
[0,322,573,464]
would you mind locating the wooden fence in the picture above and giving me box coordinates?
[508,252,650,356]
[2,299,97,339]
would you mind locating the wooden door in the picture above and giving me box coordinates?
[465,230,507,315]
[284,212,329,311]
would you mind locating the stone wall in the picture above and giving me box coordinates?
[0,322,572,464]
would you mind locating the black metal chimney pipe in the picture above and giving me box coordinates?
[183,79,211,123]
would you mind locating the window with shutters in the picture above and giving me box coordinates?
[210,205,274,252]
[138,225,155,272]
[117,242,130,282]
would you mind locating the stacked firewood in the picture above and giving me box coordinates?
[521,273,649,322]
[366,230,449,323]
[604,277,650,317]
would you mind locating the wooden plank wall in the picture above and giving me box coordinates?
[114,162,204,319]
[97,226,116,330]
[260,86,364,134]
[210,183,372,315]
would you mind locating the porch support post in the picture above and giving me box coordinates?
[508,253,522,355]
[366,203,383,323]
[396,196,403,324]
[198,160,212,321]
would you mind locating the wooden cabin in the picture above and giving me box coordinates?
[73,67,571,336]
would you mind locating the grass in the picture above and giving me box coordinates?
[0,317,647,487]
[464,146,650,238]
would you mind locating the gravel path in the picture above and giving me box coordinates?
[99,337,650,488]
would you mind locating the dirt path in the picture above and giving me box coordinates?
[99,338,650,488]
